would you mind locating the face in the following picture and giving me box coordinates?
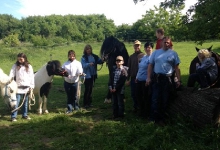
[116,59,124,66]
[133,44,141,52]
[144,46,153,55]
[163,39,171,50]
[17,57,25,64]
[86,48,92,55]
[68,53,75,61]
[155,31,159,38]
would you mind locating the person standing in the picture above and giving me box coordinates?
[81,44,103,109]
[9,53,35,122]
[146,37,181,125]
[155,28,173,50]
[62,50,83,114]
[126,40,145,112]
[136,42,153,118]
[109,56,128,119]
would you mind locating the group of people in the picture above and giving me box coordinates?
[8,27,218,125]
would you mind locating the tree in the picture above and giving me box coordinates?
[134,0,220,44]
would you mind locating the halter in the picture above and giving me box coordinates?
[102,47,116,62]
[2,79,17,109]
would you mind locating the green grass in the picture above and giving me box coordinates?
[0,41,220,150]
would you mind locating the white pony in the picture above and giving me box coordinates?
[33,60,68,114]
[0,68,17,110]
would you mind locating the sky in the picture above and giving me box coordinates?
[0,0,197,26]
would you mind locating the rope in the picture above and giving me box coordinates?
[11,92,27,113]
[28,88,35,110]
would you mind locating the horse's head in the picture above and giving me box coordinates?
[100,36,118,63]
[46,60,69,77]
[0,69,17,110]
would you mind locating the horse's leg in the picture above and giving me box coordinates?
[38,94,43,114]
[104,76,112,103]
[43,96,49,114]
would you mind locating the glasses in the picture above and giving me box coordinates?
[116,60,122,62]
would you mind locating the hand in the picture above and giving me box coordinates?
[126,81,130,86]
[176,81,181,88]
[145,79,151,86]
[196,63,199,66]
[90,62,94,66]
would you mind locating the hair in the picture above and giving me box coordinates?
[156,28,164,35]
[83,44,93,55]
[16,53,30,71]
[68,50,76,57]
[144,42,154,49]
[198,49,211,62]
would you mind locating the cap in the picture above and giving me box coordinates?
[116,56,124,61]
[134,40,141,45]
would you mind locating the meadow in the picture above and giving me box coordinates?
[0,41,220,150]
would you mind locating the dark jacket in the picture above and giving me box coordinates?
[108,65,128,93]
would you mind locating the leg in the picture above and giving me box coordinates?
[43,96,48,113]
[21,93,29,117]
[117,92,125,118]
[38,95,43,114]
[150,81,160,122]
[112,92,118,118]
[130,77,138,110]
[11,94,21,119]
[64,81,73,112]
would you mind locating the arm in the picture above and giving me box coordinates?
[175,64,181,87]
[146,64,153,86]
[81,57,90,69]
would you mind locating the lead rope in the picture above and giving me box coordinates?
[28,88,35,110]
[11,92,28,113]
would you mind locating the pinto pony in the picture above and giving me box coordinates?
[187,46,220,88]
[0,68,17,110]
[100,36,129,102]
[34,60,68,114]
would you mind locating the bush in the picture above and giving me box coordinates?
[3,34,20,47]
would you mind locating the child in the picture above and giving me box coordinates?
[108,56,128,119]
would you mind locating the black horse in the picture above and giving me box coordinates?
[187,46,220,88]
[100,36,129,101]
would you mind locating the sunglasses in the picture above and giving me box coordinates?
[116,60,122,62]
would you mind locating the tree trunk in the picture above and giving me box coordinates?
[168,87,220,127]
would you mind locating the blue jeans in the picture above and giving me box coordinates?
[11,93,29,119]
[150,77,171,122]
[130,77,138,109]
[188,68,210,88]
[64,81,79,111]
[112,91,124,118]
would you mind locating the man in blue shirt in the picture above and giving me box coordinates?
[146,37,181,125]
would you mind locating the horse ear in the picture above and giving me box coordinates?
[195,47,200,52]
[207,45,213,51]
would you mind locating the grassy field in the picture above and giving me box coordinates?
[0,41,220,150]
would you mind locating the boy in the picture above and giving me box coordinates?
[108,56,128,119]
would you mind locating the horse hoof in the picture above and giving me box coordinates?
[44,110,49,114]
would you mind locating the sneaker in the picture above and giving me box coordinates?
[11,118,17,122]
[104,98,111,103]
[198,86,210,91]
[65,110,72,114]
[22,116,31,120]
